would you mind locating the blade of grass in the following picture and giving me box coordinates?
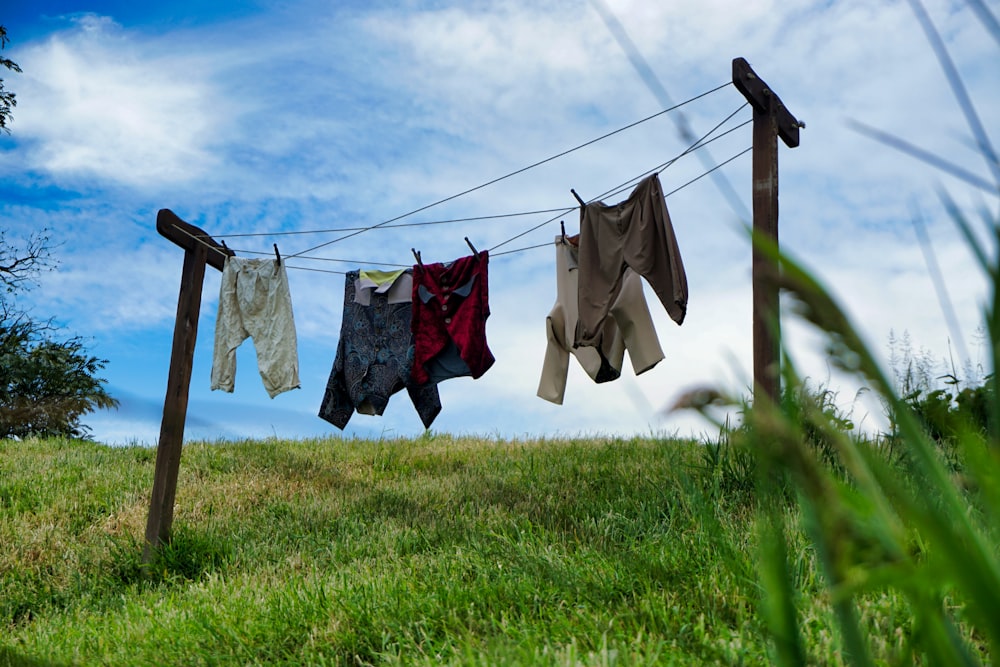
[757,500,807,667]
[965,0,1000,48]
[906,0,1000,187]
[845,119,997,194]
[911,203,972,370]
[750,225,1000,653]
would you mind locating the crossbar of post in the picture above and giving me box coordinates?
[732,57,802,406]
[143,209,232,564]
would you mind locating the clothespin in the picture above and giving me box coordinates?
[273,243,281,266]
[411,248,423,266]
[560,220,566,242]
[570,188,586,207]
[220,240,232,256]
[464,236,478,256]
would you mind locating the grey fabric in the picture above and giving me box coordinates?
[574,173,688,351]
[424,341,473,384]
[354,270,412,306]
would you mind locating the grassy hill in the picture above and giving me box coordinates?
[2,432,920,666]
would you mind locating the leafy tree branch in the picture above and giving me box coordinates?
[0,24,21,134]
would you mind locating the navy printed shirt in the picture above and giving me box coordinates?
[319,270,441,429]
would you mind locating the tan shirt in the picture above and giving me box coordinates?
[537,235,664,405]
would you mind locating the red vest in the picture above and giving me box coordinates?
[411,252,495,385]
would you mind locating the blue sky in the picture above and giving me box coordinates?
[1,0,997,445]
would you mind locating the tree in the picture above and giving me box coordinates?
[1,24,21,134]
[0,236,119,440]
[0,27,118,439]
[0,307,119,439]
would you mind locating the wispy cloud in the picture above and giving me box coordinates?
[13,14,225,188]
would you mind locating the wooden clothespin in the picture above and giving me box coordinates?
[570,188,586,207]
[273,243,281,266]
[464,236,478,256]
[411,248,423,266]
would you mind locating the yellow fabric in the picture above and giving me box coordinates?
[359,268,406,287]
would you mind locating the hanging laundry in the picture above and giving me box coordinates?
[574,173,688,352]
[211,256,300,398]
[537,234,664,405]
[319,269,441,430]
[411,251,495,385]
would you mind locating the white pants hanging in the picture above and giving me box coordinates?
[211,257,300,398]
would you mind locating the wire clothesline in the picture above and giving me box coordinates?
[219,104,751,267]
[172,142,752,276]
[280,81,735,261]
[171,84,752,274]
[212,115,751,241]
[487,101,750,252]
[208,209,574,238]
[225,143,752,274]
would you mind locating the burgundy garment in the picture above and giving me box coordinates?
[411,251,495,385]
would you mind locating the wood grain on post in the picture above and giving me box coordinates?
[143,210,231,563]
[732,58,802,406]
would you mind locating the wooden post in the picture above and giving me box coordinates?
[732,58,802,406]
[143,210,230,563]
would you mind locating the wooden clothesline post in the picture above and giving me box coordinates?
[732,57,802,406]
[142,209,232,564]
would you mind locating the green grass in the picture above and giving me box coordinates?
[1,432,926,666]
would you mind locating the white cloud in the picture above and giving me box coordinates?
[13,14,224,187]
[33,241,198,332]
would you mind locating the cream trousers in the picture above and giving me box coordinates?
[211,257,300,398]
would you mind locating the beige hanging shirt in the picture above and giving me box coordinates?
[537,234,664,405]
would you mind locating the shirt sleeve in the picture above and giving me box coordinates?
[536,303,570,405]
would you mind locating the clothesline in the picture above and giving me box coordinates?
[209,116,751,242]
[169,90,751,274]
[212,117,748,243]
[212,105,752,271]
[207,208,574,238]
[281,81,735,261]
[206,170,691,432]
[220,142,752,276]
[143,55,804,563]
[208,170,693,433]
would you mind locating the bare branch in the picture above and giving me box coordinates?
[0,229,54,295]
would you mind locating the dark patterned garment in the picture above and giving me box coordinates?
[319,270,441,430]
